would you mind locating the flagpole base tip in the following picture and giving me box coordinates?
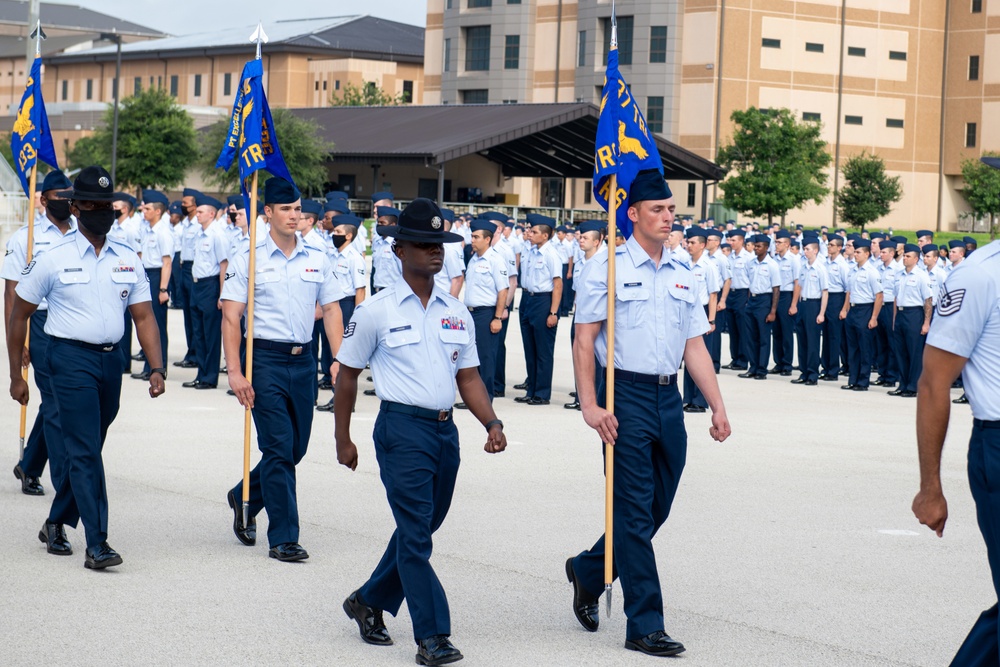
[604,585,613,618]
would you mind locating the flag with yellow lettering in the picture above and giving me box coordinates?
[10,56,58,197]
[215,58,294,204]
[592,42,663,239]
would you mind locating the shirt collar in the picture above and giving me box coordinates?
[393,278,450,309]
[623,234,671,269]
[73,230,123,259]
[264,231,307,260]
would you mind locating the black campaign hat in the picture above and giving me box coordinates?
[376,198,463,244]
[57,165,114,201]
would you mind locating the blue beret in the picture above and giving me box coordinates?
[481,211,509,223]
[847,233,861,242]
[226,194,244,208]
[904,244,921,254]
[916,229,933,238]
[720,243,732,250]
[796,224,804,230]
[324,199,350,214]
[264,177,301,205]
[685,226,707,240]
[948,239,965,249]
[371,191,393,203]
[193,192,217,209]
[775,230,791,239]
[922,244,938,254]
[301,199,323,216]
[470,219,496,234]
[790,240,800,248]
[142,190,169,207]
[504,221,515,228]
[325,191,348,201]
[889,236,905,245]
[670,223,685,233]
[376,206,401,219]
[40,170,73,192]
[751,234,770,245]
[615,228,624,237]
[964,236,978,245]
[727,229,746,239]
[440,208,455,222]
[627,169,672,205]
[182,188,202,198]
[870,232,885,240]
[854,239,872,250]
[333,213,363,228]
[802,236,820,247]
[706,229,723,239]
[526,213,556,228]
[168,201,183,216]
[578,220,605,234]
[726,219,736,224]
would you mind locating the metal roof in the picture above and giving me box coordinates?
[47,15,424,64]
[0,0,163,37]
[290,103,726,182]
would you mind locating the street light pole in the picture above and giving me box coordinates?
[100,30,122,184]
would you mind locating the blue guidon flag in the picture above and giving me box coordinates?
[11,56,58,196]
[215,58,294,206]
[592,22,664,240]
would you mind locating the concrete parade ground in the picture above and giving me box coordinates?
[0,307,986,667]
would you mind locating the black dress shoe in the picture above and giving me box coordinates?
[900,390,917,398]
[737,371,755,379]
[790,377,807,384]
[493,391,505,398]
[779,370,792,377]
[454,402,468,410]
[804,380,817,386]
[318,379,333,390]
[841,384,856,391]
[130,371,150,380]
[84,542,122,569]
[269,542,309,562]
[13,464,44,495]
[625,630,686,657]
[513,382,529,390]
[366,375,373,381]
[227,490,256,546]
[343,591,393,646]
[820,374,838,381]
[227,389,236,396]
[753,374,767,380]
[527,397,550,405]
[683,404,706,413]
[182,380,201,388]
[173,359,197,368]
[954,394,969,404]
[768,367,780,374]
[724,363,747,371]
[852,385,868,391]
[565,558,599,632]
[416,635,463,666]
[38,521,72,555]
[564,400,581,410]
[569,391,577,398]
[363,388,377,396]
[195,382,217,389]
[513,395,532,403]
[131,352,145,361]
[888,389,903,396]
[316,399,335,412]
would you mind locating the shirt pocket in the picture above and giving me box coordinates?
[298,270,323,305]
[111,271,138,285]
[616,287,650,329]
[254,267,280,306]
[386,325,421,348]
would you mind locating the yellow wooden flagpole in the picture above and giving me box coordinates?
[18,163,38,459]
[241,171,259,528]
[604,173,618,617]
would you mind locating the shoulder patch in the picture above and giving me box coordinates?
[936,288,966,317]
[21,259,35,275]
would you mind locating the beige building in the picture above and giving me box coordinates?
[424,0,992,231]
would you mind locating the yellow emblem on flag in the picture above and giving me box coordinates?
[13,90,34,140]
[618,121,648,160]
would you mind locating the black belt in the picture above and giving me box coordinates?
[522,290,551,297]
[605,369,678,386]
[468,306,494,312]
[193,274,219,283]
[253,339,310,355]
[974,419,1000,430]
[51,336,119,353]
[800,298,820,302]
[896,305,920,311]
[851,302,874,307]
[180,260,193,266]
[381,400,453,422]
[750,292,771,298]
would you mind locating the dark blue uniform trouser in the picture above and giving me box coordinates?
[322,295,356,382]
[191,277,222,385]
[470,307,498,400]
[893,307,925,394]
[684,304,717,408]
[120,311,133,372]
[727,288,749,368]
[230,347,314,547]
[875,303,899,382]
[168,251,182,303]
[359,407,460,641]
[47,338,123,548]
[573,376,687,641]
[142,268,168,375]
[559,265,574,316]
[846,303,875,388]
[494,313,510,394]
[772,292,795,373]
[19,311,53,478]
[179,260,197,363]
[952,421,1000,666]
[519,291,557,400]
[822,292,846,376]
[746,293,773,375]
[707,299,722,373]
[795,299,822,382]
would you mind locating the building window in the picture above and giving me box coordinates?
[170,75,178,97]
[335,80,340,90]
[149,76,154,88]
[444,38,452,72]
[584,180,592,204]
[468,0,491,7]
[888,50,907,61]
[61,79,67,100]
[505,35,520,69]
[805,42,824,53]
[134,77,141,95]
[578,31,586,67]
[972,0,982,12]
[845,115,863,125]
[86,79,93,100]
[446,0,452,8]
[602,16,634,66]
[465,26,491,71]
[314,80,319,91]
[970,55,980,81]
[194,73,202,97]
[886,118,904,129]
[508,0,521,3]
[402,80,413,103]
[502,99,518,104]
[461,89,489,104]
[224,72,232,96]
[847,46,866,57]
[647,96,664,134]
[650,26,667,63]
[157,75,162,89]
[323,80,327,91]
[803,112,821,122]
[967,122,977,147]
[687,183,696,208]
[762,38,781,48]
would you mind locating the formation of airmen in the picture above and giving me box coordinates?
[4,162,997,665]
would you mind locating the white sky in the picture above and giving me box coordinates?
[77,0,427,37]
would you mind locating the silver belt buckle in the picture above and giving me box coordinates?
[193,277,198,283]
[290,345,303,355]
[658,375,671,385]
[437,410,451,421]
[102,345,114,352]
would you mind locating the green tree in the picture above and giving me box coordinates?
[716,107,832,225]
[835,152,903,231]
[960,151,1000,239]
[330,80,406,106]
[197,107,333,196]
[64,88,198,189]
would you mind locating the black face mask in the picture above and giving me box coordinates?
[331,234,348,248]
[114,208,125,219]
[228,212,238,223]
[46,199,71,222]
[78,208,116,236]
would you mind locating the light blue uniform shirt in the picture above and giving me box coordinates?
[921,264,947,305]
[690,253,721,306]
[337,280,480,411]
[847,261,883,305]
[192,225,229,280]
[799,258,828,299]
[2,216,77,311]
[139,220,175,269]
[180,217,200,261]
[926,241,1000,420]
[729,248,753,289]
[747,255,781,295]
[877,260,899,303]
[709,249,731,283]
[894,266,932,308]
[371,233,402,289]
[434,243,465,294]
[774,252,800,292]
[107,219,139,252]
[824,254,849,292]
[328,244,367,297]
[221,233,346,343]
[575,237,709,376]
[520,241,562,292]
[464,248,508,309]
[493,240,517,281]
[16,233,150,344]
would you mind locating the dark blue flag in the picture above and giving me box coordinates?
[11,56,58,197]
[593,43,663,239]
[216,58,295,205]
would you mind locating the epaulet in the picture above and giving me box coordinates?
[106,236,131,249]
[670,256,692,271]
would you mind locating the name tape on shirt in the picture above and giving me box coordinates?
[936,287,966,317]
